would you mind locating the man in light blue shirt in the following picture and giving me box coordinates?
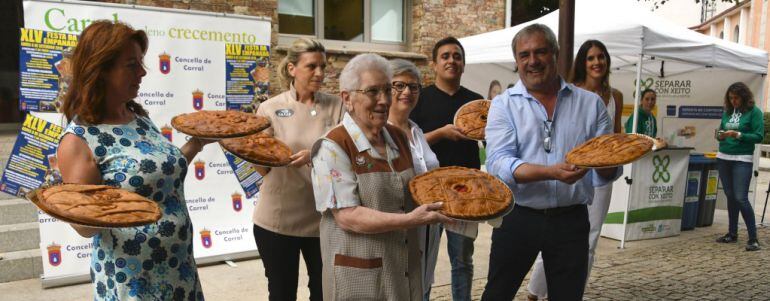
[481,24,621,301]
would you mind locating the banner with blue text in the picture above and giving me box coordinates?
[22,0,271,284]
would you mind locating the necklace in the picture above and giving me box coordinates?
[592,87,608,98]
[579,83,607,97]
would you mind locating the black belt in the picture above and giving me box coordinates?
[514,204,585,216]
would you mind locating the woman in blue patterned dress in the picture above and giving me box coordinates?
[56,21,211,300]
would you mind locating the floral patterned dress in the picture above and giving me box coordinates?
[63,115,204,301]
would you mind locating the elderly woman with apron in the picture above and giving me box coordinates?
[311,53,452,300]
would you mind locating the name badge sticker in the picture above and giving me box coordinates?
[275,109,294,117]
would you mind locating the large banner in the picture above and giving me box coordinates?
[610,69,763,153]
[19,0,271,285]
[602,148,689,241]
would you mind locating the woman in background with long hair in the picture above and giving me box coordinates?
[714,82,763,251]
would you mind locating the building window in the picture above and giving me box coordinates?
[324,0,364,42]
[278,0,315,36]
[278,0,407,51]
[371,0,404,43]
[734,25,740,42]
[719,30,724,39]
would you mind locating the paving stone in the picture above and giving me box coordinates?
[429,227,770,300]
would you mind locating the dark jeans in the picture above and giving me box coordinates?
[423,226,475,301]
[447,227,475,301]
[717,159,758,239]
[482,204,589,301]
[253,224,323,301]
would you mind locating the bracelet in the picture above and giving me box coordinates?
[191,137,203,151]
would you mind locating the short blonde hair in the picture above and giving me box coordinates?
[278,38,326,88]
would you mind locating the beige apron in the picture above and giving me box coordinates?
[314,124,422,301]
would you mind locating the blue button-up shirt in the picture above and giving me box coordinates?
[485,79,621,209]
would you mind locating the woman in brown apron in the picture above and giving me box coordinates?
[311,53,451,300]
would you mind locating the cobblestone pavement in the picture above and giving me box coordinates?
[4,168,770,300]
[429,226,770,300]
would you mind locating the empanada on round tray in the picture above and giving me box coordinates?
[28,184,161,228]
[220,132,293,167]
[566,133,664,167]
[409,166,512,220]
[171,110,270,139]
[454,99,491,140]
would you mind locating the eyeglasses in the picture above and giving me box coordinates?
[352,85,392,99]
[543,120,554,153]
[392,81,421,94]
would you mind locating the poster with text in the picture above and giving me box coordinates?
[18,29,78,112]
[225,43,270,112]
[602,149,689,241]
[23,0,270,284]
[223,150,262,199]
[0,113,62,197]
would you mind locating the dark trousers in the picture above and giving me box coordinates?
[481,204,589,301]
[253,224,323,301]
[716,159,758,239]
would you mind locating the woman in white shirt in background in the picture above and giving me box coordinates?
[386,59,441,301]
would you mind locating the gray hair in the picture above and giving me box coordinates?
[389,58,420,80]
[339,53,392,91]
[511,23,559,57]
[278,38,326,88]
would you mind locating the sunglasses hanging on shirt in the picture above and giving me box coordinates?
[543,120,554,153]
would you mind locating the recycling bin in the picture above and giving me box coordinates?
[696,157,719,227]
[681,155,706,230]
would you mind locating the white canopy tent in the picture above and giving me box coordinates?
[460,0,767,112]
[460,0,767,74]
[459,0,768,248]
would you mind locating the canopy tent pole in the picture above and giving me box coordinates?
[558,0,576,78]
[756,74,768,227]
[621,41,645,250]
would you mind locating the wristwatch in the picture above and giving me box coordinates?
[737,132,742,139]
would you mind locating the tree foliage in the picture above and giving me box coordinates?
[638,0,739,11]
[510,0,739,25]
[511,0,559,26]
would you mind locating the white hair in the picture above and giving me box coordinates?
[511,23,559,56]
[339,53,392,91]
[389,58,420,80]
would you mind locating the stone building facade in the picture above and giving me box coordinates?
[691,0,770,109]
[102,0,506,96]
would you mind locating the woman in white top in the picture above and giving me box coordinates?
[527,39,623,301]
[386,59,441,301]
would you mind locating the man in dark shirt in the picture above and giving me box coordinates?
[410,36,483,301]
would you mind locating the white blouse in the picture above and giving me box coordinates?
[405,120,440,175]
[312,113,404,212]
